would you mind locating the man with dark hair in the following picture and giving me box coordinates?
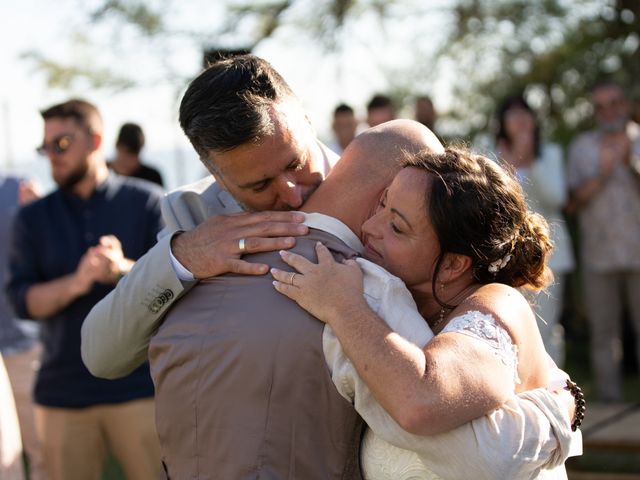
[109,122,164,187]
[414,95,437,131]
[329,103,358,154]
[568,80,640,402]
[366,94,396,127]
[83,54,337,375]
[7,99,163,480]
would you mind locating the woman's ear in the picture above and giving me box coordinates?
[439,253,472,282]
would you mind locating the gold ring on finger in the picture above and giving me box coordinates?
[288,272,297,286]
[238,238,247,254]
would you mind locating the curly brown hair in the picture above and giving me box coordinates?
[402,146,553,306]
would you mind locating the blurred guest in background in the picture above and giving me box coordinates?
[414,95,437,133]
[109,122,164,187]
[329,103,358,154]
[495,94,574,367]
[567,80,640,403]
[366,94,396,127]
[0,174,45,479]
[7,99,163,480]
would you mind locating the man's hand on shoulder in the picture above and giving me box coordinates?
[171,211,309,279]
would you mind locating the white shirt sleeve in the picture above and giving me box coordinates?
[168,232,196,281]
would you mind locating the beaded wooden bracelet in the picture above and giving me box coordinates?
[565,379,586,431]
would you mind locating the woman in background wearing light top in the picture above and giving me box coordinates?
[495,95,575,367]
[272,146,581,479]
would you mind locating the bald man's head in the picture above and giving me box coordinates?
[302,119,443,236]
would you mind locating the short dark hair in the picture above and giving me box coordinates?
[591,79,627,98]
[179,54,296,166]
[495,95,541,157]
[40,99,102,133]
[403,146,552,309]
[116,123,145,155]
[367,94,394,112]
[334,103,354,116]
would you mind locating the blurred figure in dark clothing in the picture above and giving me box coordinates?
[109,123,164,187]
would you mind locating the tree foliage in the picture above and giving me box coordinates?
[25,0,639,145]
[439,0,640,144]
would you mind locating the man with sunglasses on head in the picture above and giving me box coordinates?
[568,80,640,403]
[6,99,163,480]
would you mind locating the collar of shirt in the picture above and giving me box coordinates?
[301,212,364,254]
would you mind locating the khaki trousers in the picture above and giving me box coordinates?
[583,270,640,402]
[0,354,24,480]
[34,398,161,480]
[3,342,46,480]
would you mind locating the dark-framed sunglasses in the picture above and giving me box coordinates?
[36,134,75,156]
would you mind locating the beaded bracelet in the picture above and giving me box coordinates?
[565,379,586,431]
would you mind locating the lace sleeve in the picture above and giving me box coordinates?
[441,311,520,385]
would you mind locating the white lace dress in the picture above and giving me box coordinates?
[360,311,520,480]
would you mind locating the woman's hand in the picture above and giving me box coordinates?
[271,242,366,325]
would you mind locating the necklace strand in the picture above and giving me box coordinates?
[427,283,481,330]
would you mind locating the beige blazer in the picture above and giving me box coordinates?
[81,143,339,378]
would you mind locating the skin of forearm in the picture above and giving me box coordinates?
[25,273,88,319]
[330,304,509,436]
[329,303,430,429]
[329,296,513,435]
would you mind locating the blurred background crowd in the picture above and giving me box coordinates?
[1,0,639,478]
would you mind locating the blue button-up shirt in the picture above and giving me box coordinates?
[7,173,163,408]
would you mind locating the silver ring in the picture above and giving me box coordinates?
[238,238,247,254]
[288,272,296,286]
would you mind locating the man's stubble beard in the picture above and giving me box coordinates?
[56,160,91,192]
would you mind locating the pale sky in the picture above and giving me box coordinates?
[0,0,448,191]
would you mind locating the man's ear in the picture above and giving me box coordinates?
[439,253,472,283]
[90,132,102,152]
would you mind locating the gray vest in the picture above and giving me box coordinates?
[150,229,364,479]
